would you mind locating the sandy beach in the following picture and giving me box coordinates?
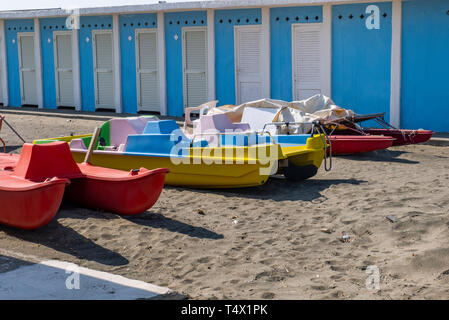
[0,110,448,299]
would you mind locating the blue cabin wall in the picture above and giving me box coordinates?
[401,0,449,132]
[270,6,323,101]
[119,13,158,114]
[4,19,35,107]
[40,17,69,109]
[1,1,448,131]
[214,8,261,106]
[79,15,113,112]
[164,11,207,117]
[332,2,392,122]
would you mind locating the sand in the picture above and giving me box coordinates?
[0,111,449,299]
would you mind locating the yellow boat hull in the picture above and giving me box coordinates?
[34,134,325,187]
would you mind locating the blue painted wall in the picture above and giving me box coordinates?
[214,8,261,106]
[79,16,113,111]
[4,19,35,107]
[401,0,449,131]
[119,13,158,114]
[270,6,322,101]
[332,2,392,122]
[40,17,69,109]
[165,11,207,117]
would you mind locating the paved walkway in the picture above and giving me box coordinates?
[0,250,180,300]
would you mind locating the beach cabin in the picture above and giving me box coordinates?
[0,0,447,131]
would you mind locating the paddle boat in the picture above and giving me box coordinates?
[331,113,433,146]
[184,112,330,180]
[34,116,327,186]
[184,99,395,156]
[0,142,169,229]
[0,152,68,230]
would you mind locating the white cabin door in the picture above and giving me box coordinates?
[235,26,263,105]
[0,66,2,104]
[54,32,74,107]
[136,30,159,112]
[18,33,37,105]
[93,30,114,109]
[182,27,208,109]
[292,24,321,100]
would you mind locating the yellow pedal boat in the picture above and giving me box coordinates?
[34,117,327,188]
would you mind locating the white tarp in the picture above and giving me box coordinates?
[198,94,355,134]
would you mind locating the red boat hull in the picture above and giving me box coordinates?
[329,135,395,155]
[2,142,169,216]
[64,164,168,215]
[0,174,68,230]
[363,129,433,146]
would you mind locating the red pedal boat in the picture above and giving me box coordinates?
[334,113,433,147]
[362,129,433,146]
[0,142,169,229]
[0,154,69,230]
[328,135,395,155]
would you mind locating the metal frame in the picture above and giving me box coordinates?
[135,28,159,112]
[291,22,323,101]
[181,26,208,110]
[53,30,74,107]
[92,29,114,109]
[234,24,263,105]
[17,32,37,106]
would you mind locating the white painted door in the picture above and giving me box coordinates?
[292,24,322,101]
[18,33,37,105]
[54,32,74,106]
[0,66,2,104]
[235,26,263,104]
[93,30,114,109]
[136,29,159,112]
[182,27,208,109]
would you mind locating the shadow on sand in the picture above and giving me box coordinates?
[1,212,129,267]
[337,149,419,164]
[124,213,224,240]
[60,203,224,240]
[170,177,368,202]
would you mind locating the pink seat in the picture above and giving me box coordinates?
[194,114,250,134]
[109,117,156,147]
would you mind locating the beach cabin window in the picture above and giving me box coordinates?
[135,29,160,112]
[92,30,114,109]
[53,31,74,107]
[182,27,208,109]
[18,33,38,106]
[235,25,263,104]
[292,24,322,101]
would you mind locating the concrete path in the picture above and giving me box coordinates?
[0,253,177,300]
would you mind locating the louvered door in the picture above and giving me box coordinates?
[136,29,159,112]
[0,65,3,104]
[235,26,263,104]
[93,30,114,109]
[182,27,208,109]
[18,33,37,105]
[292,24,321,100]
[54,32,74,106]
